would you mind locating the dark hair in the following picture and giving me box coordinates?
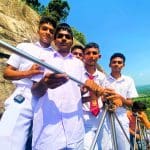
[84,42,100,53]
[132,101,147,111]
[110,52,126,63]
[71,45,84,53]
[39,16,57,29]
[54,23,73,40]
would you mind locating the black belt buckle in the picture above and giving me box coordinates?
[14,94,25,104]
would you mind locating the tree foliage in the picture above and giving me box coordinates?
[42,0,70,24]
[72,27,86,45]
[22,0,45,13]
[22,0,87,45]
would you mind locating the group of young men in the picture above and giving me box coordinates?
[0,16,143,150]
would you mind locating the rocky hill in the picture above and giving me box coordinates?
[0,0,40,113]
[0,0,84,115]
[0,0,40,49]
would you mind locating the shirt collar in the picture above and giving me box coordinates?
[84,69,99,78]
[34,42,54,51]
[53,51,73,59]
[107,74,125,82]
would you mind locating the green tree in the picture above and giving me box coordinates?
[42,0,70,24]
[72,27,87,45]
[23,0,87,46]
[22,0,43,12]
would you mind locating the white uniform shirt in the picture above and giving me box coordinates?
[7,42,54,87]
[98,75,138,150]
[32,52,86,150]
[82,69,105,130]
[103,74,138,119]
[0,42,54,150]
[5,42,54,108]
[82,69,105,111]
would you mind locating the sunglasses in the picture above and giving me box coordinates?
[56,33,72,40]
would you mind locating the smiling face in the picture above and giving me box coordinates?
[109,57,125,73]
[38,23,55,48]
[54,29,73,56]
[84,47,101,66]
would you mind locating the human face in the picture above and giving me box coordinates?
[38,23,55,48]
[72,49,83,61]
[109,57,124,73]
[84,48,100,66]
[54,30,73,56]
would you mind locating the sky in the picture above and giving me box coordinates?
[39,0,150,86]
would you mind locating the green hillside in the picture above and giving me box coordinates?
[134,84,150,119]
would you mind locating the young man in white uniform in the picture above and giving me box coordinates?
[71,45,84,61]
[0,16,56,150]
[31,23,87,150]
[82,42,105,150]
[98,53,138,150]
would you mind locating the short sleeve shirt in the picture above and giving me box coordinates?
[102,74,138,115]
[7,42,54,87]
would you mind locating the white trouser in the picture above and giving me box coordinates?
[84,129,98,150]
[33,138,84,150]
[98,110,130,150]
[83,110,103,150]
[0,86,37,150]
